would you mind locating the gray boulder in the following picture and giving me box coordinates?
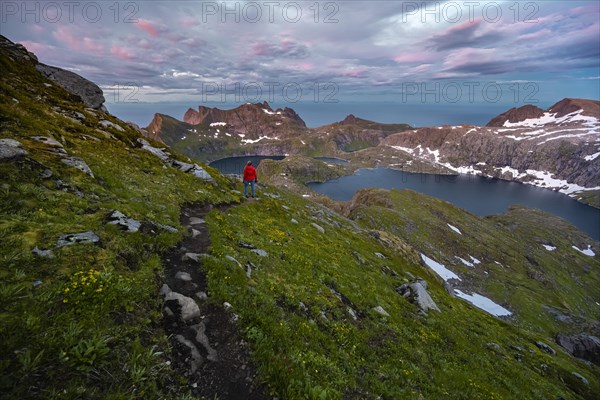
[397,279,440,313]
[57,231,100,247]
[106,210,141,232]
[61,157,94,177]
[251,249,268,257]
[163,288,201,321]
[311,222,325,234]
[32,246,53,258]
[99,120,125,132]
[373,306,390,317]
[556,334,600,365]
[36,63,106,111]
[535,341,556,355]
[0,139,27,160]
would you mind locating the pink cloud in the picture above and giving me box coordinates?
[180,16,198,27]
[393,52,436,64]
[111,45,135,60]
[53,26,80,49]
[135,19,159,37]
[52,26,104,54]
[82,38,104,53]
[342,68,367,78]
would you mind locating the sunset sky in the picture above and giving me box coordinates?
[3,1,599,126]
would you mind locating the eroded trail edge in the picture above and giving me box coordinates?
[160,202,268,399]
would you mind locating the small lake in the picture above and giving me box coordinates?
[308,167,600,240]
[209,156,285,175]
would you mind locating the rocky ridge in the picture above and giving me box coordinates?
[381,98,600,203]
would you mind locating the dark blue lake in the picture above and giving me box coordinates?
[308,167,600,240]
[209,156,285,175]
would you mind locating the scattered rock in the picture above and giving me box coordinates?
[238,241,256,249]
[487,342,501,352]
[556,333,600,365]
[397,279,440,313]
[0,139,27,160]
[373,306,390,317]
[311,223,325,234]
[223,302,232,310]
[32,246,53,258]
[347,307,358,320]
[106,210,141,232]
[195,291,208,301]
[375,252,386,259]
[138,138,171,162]
[535,341,556,355]
[245,261,255,279]
[61,156,94,177]
[99,120,125,132]
[155,223,178,233]
[175,271,193,282]
[32,280,43,288]
[571,372,589,385]
[164,290,202,321]
[191,229,201,238]
[251,249,268,257]
[263,192,281,199]
[173,160,215,182]
[291,218,298,224]
[183,253,201,262]
[225,255,242,268]
[189,217,205,225]
[174,334,203,374]
[191,321,218,362]
[56,231,100,247]
[40,169,53,179]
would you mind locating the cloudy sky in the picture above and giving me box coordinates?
[3,1,599,127]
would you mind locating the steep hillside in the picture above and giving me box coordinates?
[2,35,599,400]
[381,100,600,207]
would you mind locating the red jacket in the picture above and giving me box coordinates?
[243,165,257,181]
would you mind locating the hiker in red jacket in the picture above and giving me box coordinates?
[243,160,258,198]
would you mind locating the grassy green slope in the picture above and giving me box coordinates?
[204,188,599,399]
[0,48,240,398]
[340,189,600,338]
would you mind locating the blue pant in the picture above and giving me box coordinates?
[244,180,255,197]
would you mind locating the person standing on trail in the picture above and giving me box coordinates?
[243,160,258,198]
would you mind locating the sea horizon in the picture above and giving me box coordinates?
[106,100,565,130]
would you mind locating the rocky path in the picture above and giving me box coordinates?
[160,202,268,399]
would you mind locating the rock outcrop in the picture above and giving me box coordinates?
[36,64,106,111]
[1,35,106,111]
[556,333,600,365]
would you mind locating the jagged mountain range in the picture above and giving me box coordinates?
[145,98,600,206]
[382,98,600,201]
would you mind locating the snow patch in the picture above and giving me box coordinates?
[210,122,227,127]
[543,244,556,251]
[572,245,595,257]
[241,136,279,144]
[584,151,600,161]
[421,254,461,282]
[447,223,462,235]
[454,289,512,316]
[456,257,474,267]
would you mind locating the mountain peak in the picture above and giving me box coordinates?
[340,114,359,125]
[486,104,546,127]
[548,98,600,118]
